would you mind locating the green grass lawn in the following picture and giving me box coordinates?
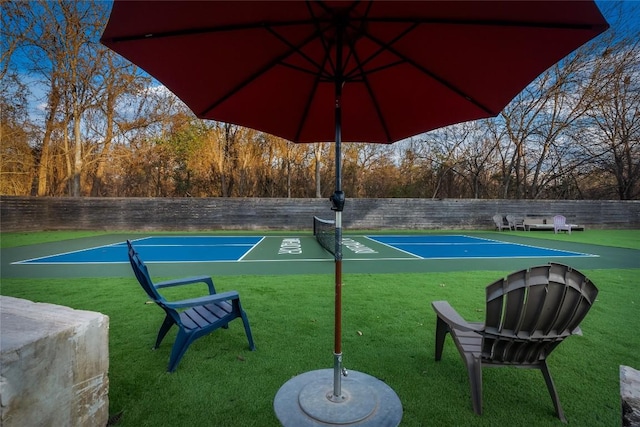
[1,230,639,426]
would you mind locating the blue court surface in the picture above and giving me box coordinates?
[13,236,264,264]
[13,235,594,265]
[366,235,593,259]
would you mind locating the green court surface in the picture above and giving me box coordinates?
[1,231,638,279]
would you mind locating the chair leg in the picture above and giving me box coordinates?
[155,315,175,349]
[434,316,449,361]
[540,362,567,423]
[466,355,483,415]
[168,329,193,372]
[240,310,256,351]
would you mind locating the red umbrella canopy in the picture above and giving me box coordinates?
[101,1,608,144]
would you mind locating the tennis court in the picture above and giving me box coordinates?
[12,234,594,265]
[9,231,638,281]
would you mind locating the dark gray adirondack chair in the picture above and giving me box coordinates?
[432,263,598,422]
[127,240,255,372]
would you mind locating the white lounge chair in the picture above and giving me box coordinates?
[493,214,511,231]
[506,215,525,231]
[553,215,572,234]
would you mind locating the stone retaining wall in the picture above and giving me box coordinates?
[621,366,640,426]
[0,296,109,427]
[1,196,638,231]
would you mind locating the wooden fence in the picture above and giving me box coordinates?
[1,196,639,232]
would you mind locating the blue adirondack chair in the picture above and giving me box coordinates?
[127,240,255,372]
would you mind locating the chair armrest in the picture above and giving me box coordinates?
[431,301,480,333]
[165,290,240,309]
[155,275,215,294]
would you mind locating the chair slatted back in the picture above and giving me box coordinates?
[127,240,168,307]
[554,215,567,227]
[482,263,598,364]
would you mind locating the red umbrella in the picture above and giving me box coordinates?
[101,1,608,144]
[101,2,608,425]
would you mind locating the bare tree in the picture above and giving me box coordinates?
[0,73,36,195]
[87,48,147,196]
[486,29,615,200]
[342,143,394,198]
[3,1,636,201]
[15,1,106,196]
[0,1,33,81]
[313,143,325,198]
[411,124,472,198]
[580,44,640,198]
[456,122,501,199]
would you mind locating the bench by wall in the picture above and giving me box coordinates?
[1,196,638,232]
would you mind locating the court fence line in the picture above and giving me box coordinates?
[2,196,639,232]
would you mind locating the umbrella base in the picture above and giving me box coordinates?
[274,369,402,426]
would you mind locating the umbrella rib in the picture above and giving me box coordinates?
[346,38,392,142]
[338,1,374,80]
[305,1,370,81]
[103,6,607,47]
[294,59,327,142]
[104,19,322,44]
[294,3,337,142]
[279,61,329,79]
[361,17,607,32]
[350,59,406,79]
[306,0,340,81]
[339,18,470,139]
[198,30,321,118]
[361,29,496,115]
[264,25,333,80]
[342,21,419,82]
[344,15,607,115]
[314,0,361,17]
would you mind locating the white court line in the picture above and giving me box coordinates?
[11,241,126,265]
[363,236,423,259]
[238,236,266,261]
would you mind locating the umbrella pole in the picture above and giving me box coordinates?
[331,25,346,400]
[332,79,345,400]
[333,207,343,399]
[274,16,402,427]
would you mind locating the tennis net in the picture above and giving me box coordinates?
[313,216,336,255]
